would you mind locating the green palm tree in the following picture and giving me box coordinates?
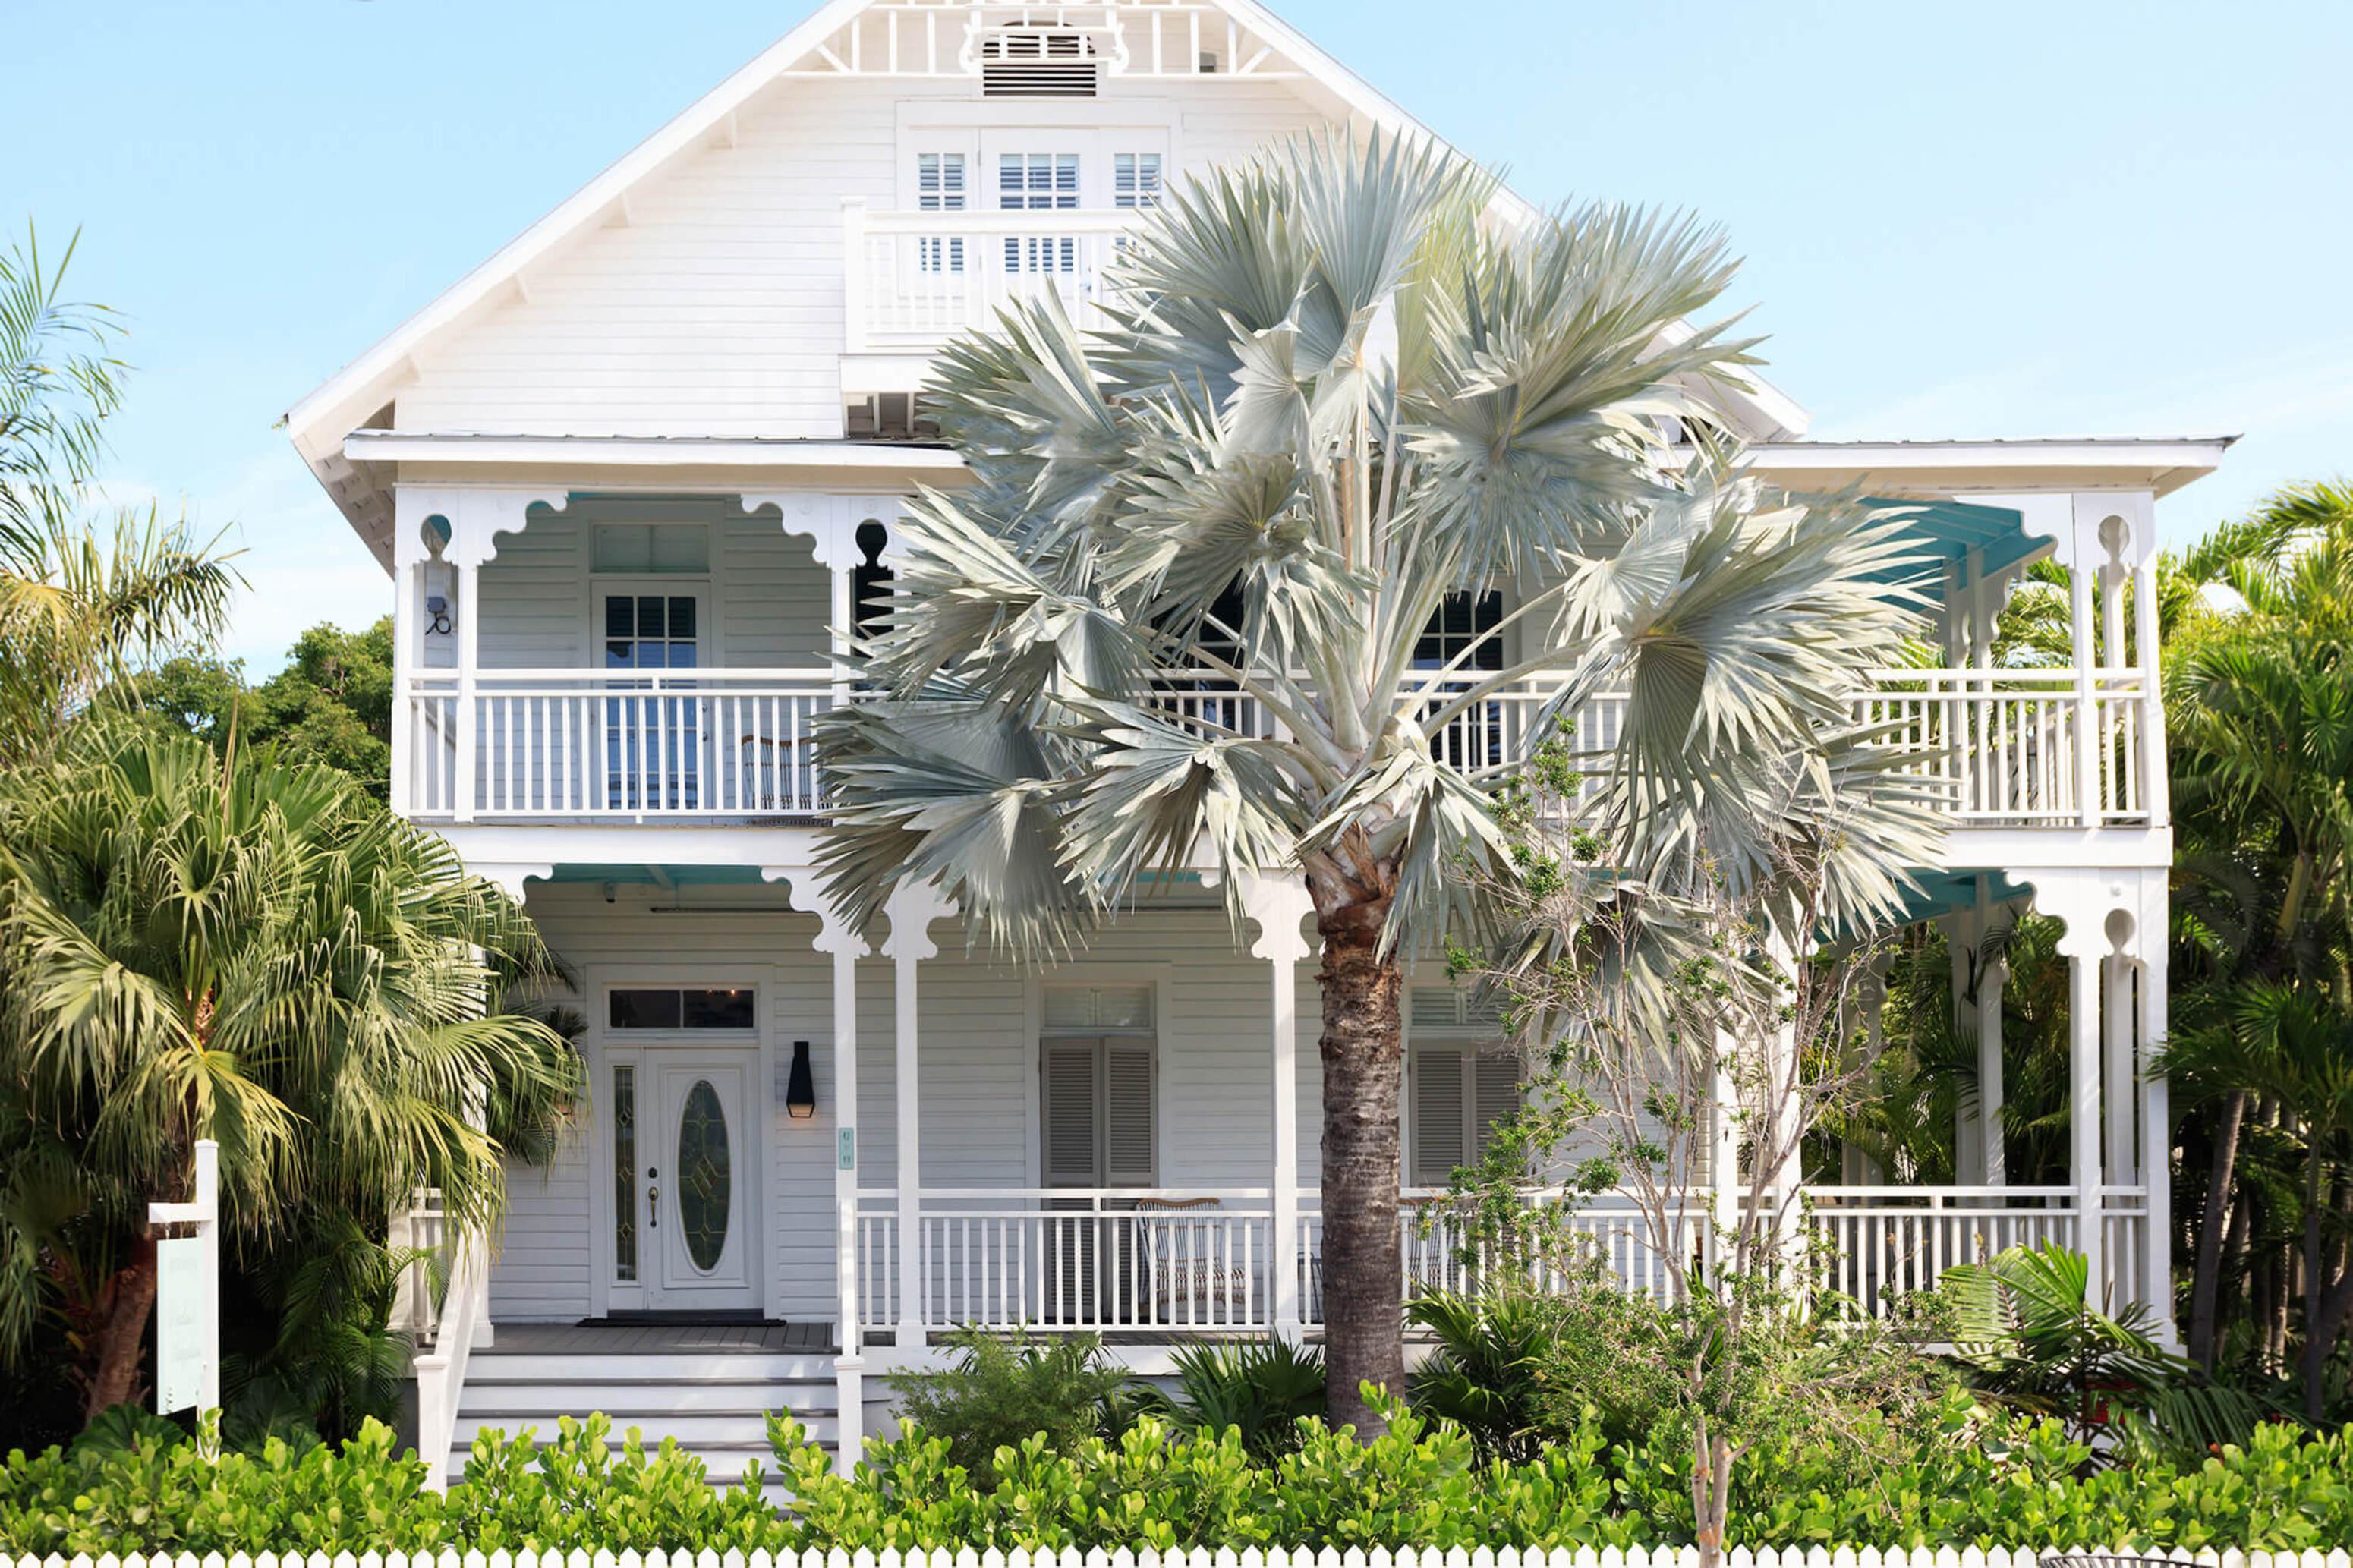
[2162,481,2353,1379]
[0,224,237,757]
[816,134,1937,1427]
[0,723,581,1425]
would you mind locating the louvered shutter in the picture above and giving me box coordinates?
[1413,1047,1466,1185]
[1043,1042,1099,1185]
[1104,1041,1155,1185]
[1473,1052,1523,1162]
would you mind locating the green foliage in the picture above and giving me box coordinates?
[1143,1338,1327,1460]
[0,721,581,1423]
[9,1405,2353,1554]
[1941,1242,2281,1460]
[1403,1289,1554,1460]
[124,619,395,799]
[885,1328,1132,1488]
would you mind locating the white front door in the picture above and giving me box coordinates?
[650,1055,761,1309]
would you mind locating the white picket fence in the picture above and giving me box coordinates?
[0,1548,2317,1568]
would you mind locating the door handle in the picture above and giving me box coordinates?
[648,1166,660,1229]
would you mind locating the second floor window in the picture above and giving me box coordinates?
[1000,152,1079,274]
[1114,152,1162,209]
[917,152,966,275]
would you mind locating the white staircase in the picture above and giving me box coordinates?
[442,1336,839,1494]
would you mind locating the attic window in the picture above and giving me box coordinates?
[981,25,1099,97]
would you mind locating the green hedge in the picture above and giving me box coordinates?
[6,1397,2351,1556]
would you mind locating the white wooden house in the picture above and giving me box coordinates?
[287,0,2227,1488]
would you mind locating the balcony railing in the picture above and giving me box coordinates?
[843,203,1145,355]
[398,666,2156,829]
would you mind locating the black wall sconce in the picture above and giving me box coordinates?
[786,1039,817,1120]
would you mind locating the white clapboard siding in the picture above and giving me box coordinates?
[392,71,1327,439]
[485,899,1339,1321]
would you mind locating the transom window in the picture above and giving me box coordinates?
[609,987,757,1032]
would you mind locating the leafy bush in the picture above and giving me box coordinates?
[1141,1339,1326,1460]
[9,1400,2353,1554]
[1405,1289,1557,1460]
[1942,1242,2285,1460]
[885,1327,1130,1488]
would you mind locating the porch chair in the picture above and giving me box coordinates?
[737,731,821,814]
[1135,1196,1250,1325]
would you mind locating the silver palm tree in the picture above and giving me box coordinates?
[817,133,1939,1429]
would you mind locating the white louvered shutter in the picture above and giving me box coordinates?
[1473,1052,1524,1162]
[1413,1046,1466,1185]
[1043,1041,1099,1185]
[1104,1041,1155,1185]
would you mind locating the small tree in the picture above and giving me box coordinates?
[1447,710,1940,1563]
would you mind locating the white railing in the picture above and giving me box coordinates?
[1854,666,2150,825]
[411,1214,490,1494]
[399,666,2156,828]
[389,1186,450,1348]
[1801,1185,2079,1318]
[1296,1189,1703,1325]
[402,670,836,821]
[844,205,1145,354]
[893,1187,1277,1333]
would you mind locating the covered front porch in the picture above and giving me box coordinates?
[442,860,2172,1349]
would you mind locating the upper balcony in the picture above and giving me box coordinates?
[839,203,1142,392]
[399,666,2156,840]
[386,486,2171,870]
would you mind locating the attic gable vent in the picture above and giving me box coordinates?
[980,25,1100,97]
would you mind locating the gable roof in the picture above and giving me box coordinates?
[283,0,1809,486]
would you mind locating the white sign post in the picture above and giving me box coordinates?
[150,1138,219,1453]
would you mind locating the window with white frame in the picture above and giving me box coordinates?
[916,151,967,274]
[1408,985,1524,1187]
[999,151,1080,274]
[1040,984,1155,1188]
[607,986,757,1032]
[1113,151,1163,209]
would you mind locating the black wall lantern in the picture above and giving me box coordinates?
[786,1039,817,1120]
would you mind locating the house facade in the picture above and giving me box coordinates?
[288,0,2225,1488]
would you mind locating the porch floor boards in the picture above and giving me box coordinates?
[493,1320,836,1355]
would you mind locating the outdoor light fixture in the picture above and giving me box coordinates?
[786,1039,817,1119]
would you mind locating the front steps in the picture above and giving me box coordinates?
[444,1345,839,1494]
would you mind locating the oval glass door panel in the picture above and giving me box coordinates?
[676,1078,731,1273]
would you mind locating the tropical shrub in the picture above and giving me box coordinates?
[10,1401,2353,1554]
[1403,1289,1555,1460]
[885,1328,1131,1488]
[1140,1338,1327,1460]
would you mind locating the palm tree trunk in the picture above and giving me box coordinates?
[1315,894,1405,1437]
[2188,1088,2247,1370]
[85,1233,157,1422]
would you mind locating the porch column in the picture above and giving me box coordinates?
[883,883,954,1346]
[1977,950,2009,1187]
[2103,952,2137,1190]
[2046,880,2109,1309]
[2068,496,2106,827]
[772,867,870,1472]
[392,486,568,823]
[2134,871,2175,1343]
[1239,872,1315,1341]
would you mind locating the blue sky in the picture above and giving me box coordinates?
[17,1,2352,671]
